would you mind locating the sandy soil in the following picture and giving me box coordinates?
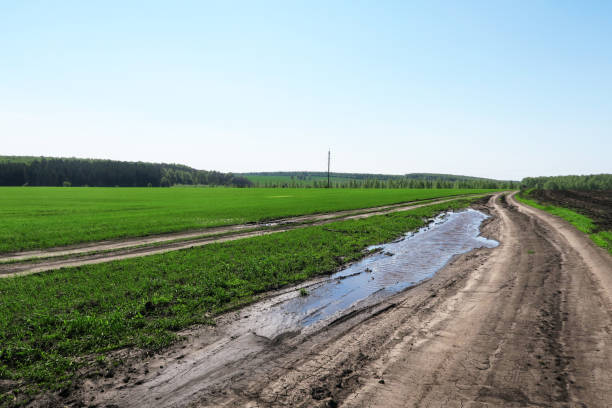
[0,195,481,277]
[51,192,612,407]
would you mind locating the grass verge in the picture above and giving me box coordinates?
[0,198,476,405]
[516,191,611,254]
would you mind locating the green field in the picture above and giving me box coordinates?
[0,187,496,253]
[0,198,473,402]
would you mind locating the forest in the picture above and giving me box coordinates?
[0,156,252,187]
[242,171,519,189]
[520,174,612,190]
[8,157,608,191]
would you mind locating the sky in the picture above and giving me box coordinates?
[1,1,611,180]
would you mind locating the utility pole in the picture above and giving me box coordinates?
[327,149,331,188]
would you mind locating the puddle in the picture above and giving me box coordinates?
[118,209,499,405]
[247,208,498,339]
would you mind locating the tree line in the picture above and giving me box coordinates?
[0,157,252,187]
[251,178,514,189]
[17,157,605,190]
[520,174,612,191]
[243,172,519,189]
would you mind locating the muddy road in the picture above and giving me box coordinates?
[72,192,612,408]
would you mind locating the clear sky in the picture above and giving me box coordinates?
[1,1,611,180]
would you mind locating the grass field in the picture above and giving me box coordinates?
[0,187,496,253]
[0,198,474,404]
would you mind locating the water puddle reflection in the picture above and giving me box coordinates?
[250,209,498,338]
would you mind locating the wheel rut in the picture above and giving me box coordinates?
[61,193,612,408]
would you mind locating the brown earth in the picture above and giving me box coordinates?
[45,192,612,407]
[529,189,612,231]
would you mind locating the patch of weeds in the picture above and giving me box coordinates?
[590,231,612,255]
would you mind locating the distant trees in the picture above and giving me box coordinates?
[231,176,252,188]
[0,156,253,188]
[11,156,590,190]
[521,174,612,190]
[244,172,519,189]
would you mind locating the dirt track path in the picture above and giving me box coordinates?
[3,198,468,263]
[1,195,482,277]
[339,192,612,407]
[79,192,612,408]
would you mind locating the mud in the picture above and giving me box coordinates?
[42,192,612,407]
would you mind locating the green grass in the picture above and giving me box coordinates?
[515,194,596,233]
[516,191,611,254]
[0,187,496,253]
[590,231,612,254]
[0,198,473,403]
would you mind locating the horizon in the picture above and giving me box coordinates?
[6,153,612,182]
[2,1,611,180]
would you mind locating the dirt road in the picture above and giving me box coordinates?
[76,192,612,408]
[1,195,483,277]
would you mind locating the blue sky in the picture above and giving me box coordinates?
[1,1,611,180]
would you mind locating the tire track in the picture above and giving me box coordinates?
[57,192,612,407]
